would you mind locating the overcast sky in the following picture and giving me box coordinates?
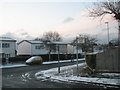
[0,0,118,43]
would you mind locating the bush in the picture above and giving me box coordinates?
[5,53,83,63]
[86,54,96,69]
[2,58,6,63]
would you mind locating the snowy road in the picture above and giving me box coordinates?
[2,60,103,88]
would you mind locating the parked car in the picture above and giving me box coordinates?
[25,56,43,65]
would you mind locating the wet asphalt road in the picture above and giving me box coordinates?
[2,60,103,89]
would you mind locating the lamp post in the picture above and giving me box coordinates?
[76,36,79,76]
[105,22,110,45]
[84,36,87,61]
[57,44,60,73]
[118,20,120,45]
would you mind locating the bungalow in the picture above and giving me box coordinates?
[49,42,68,54]
[0,37,16,59]
[17,40,69,55]
[17,40,48,55]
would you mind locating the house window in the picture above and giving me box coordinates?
[60,45,66,49]
[35,45,44,50]
[3,54,10,58]
[2,43,10,48]
[35,46,40,49]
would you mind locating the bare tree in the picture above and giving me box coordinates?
[34,37,43,41]
[72,34,97,52]
[42,31,62,42]
[33,31,62,61]
[89,0,120,44]
[41,31,62,61]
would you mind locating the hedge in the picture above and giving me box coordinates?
[86,54,96,70]
[2,54,83,63]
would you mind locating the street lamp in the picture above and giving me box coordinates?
[76,36,79,76]
[57,44,60,73]
[84,36,87,61]
[105,22,110,45]
[118,20,120,44]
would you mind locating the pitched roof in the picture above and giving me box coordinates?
[0,37,16,41]
[51,41,69,45]
[18,40,43,45]
[18,40,71,45]
[27,40,43,44]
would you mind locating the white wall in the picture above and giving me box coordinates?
[31,44,48,55]
[68,45,82,54]
[67,45,74,54]
[59,44,67,54]
[50,44,68,54]
[17,41,76,55]
[0,41,16,58]
[17,41,31,55]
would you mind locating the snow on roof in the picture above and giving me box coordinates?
[18,40,70,45]
[51,41,70,45]
[27,40,43,44]
[0,37,16,41]
[18,40,43,44]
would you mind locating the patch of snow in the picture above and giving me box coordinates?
[35,63,86,77]
[0,37,16,41]
[35,62,120,87]
[1,58,85,69]
[43,58,85,64]
[100,73,120,77]
[0,64,28,69]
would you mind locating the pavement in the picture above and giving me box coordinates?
[35,62,120,88]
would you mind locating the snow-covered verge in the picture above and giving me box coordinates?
[0,58,85,69]
[0,64,28,69]
[43,58,85,64]
[35,62,120,88]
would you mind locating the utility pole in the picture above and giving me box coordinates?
[57,44,60,73]
[76,36,79,76]
[118,20,120,45]
[48,44,51,61]
[84,36,87,61]
[105,22,110,45]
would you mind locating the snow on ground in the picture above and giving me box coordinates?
[35,63,86,79]
[43,58,85,64]
[35,62,120,87]
[0,64,28,69]
[0,58,85,69]
[100,73,120,77]
[1,57,120,87]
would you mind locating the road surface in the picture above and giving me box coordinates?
[2,60,103,89]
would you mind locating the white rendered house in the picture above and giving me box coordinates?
[49,42,68,54]
[17,40,48,55]
[17,40,70,55]
[0,37,16,58]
